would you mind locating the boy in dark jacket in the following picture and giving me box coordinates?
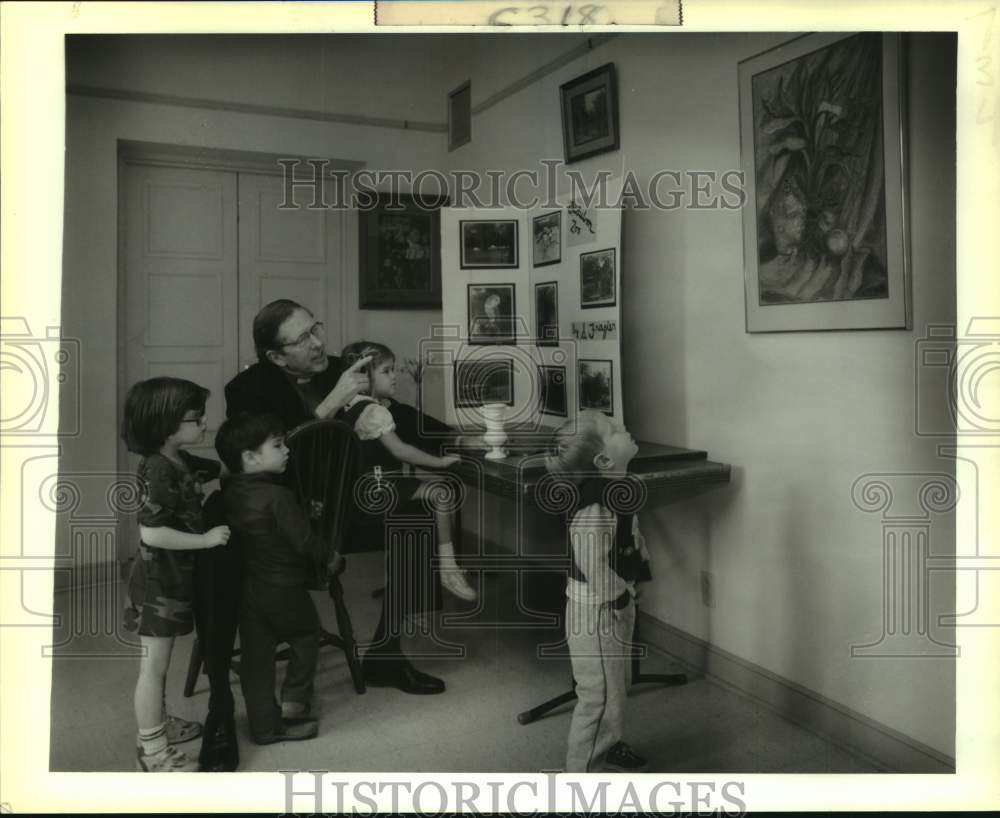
[215,412,322,744]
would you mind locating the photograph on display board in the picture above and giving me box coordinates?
[460,219,519,268]
[538,365,568,417]
[578,359,614,415]
[468,283,517,345]
[534,281,559,346]
[580,247,617,308]
[454,358,515,407]
[532,210,561,267]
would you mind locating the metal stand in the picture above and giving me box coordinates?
[516,606,686,725]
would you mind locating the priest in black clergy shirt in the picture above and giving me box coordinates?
[225,298,447,695]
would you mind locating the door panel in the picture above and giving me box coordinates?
[237,173,343,370]
[122,163,238,558]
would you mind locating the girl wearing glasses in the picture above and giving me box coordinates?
[121,377,231,772]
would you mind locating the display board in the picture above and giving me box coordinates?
[437,194,623,434]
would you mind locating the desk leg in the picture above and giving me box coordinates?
[516,606,686,725]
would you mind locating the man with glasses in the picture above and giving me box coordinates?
[226,299,371,429]
[223,299,447,703]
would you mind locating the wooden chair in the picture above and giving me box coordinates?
[184,418,366,697]
[284,417,366,694]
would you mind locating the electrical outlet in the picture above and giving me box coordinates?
[700,570,715,608]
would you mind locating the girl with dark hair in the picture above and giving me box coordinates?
[121,377,231,772]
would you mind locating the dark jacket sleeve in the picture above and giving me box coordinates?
[271,488,319,559]
[225,366,266,420]
[226,357,347,430]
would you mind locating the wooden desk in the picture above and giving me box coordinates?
[445,433,732,724]
[450,436,731,506]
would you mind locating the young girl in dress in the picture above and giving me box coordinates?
[121,377,231,772]
[340,341,476,602]
[545,410,651,773]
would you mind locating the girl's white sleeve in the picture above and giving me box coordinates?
[355,403,396,440]
[569,504,629,602]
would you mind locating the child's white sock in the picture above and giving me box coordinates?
[438,542,459,571]
[138,723,168,756]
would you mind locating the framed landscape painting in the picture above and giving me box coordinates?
[578,359,613,416]
[738,32,909,331]
[455,358,515,407]
[580,248,616,309]
[560,62,620,164]
[460,220,519,269]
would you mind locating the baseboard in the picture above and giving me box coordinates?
[638,612,955,774]
[50,561,953,772]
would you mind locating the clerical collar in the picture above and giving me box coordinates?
[278,367,313,385]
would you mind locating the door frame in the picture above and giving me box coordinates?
[115,140,365,565]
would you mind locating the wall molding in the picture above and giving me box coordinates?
[68,83,446,134]
[639,611,955,774]
[69,34,616,138]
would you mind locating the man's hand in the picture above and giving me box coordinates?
[315,355,373,418]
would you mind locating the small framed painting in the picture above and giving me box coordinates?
[580,248,616,309]
[539,365,568,417]
[559,62,620,165]
[578,359,613,416]
[460,220,519,269]
[532,210,561,267]
[534,281,559,346]
[454,358,514,407]
[468,283,517,345]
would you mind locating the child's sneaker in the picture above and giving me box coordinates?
[603,741,648,772]
[440,568,477,602]
[281,701,312,724]
[164,714,202,745]
[136,744,199,772]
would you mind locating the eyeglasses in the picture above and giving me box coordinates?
[180,414,206,425]
[277,321,325,350]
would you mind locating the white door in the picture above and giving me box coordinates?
[121,164,344,560]
[123,163,240,457]
[121,163,239,558]
[237,172,343,370]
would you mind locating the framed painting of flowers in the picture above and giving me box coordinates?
[738,33,909,331]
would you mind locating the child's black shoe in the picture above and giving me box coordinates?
[198,711,239,772]
[603,741,648,772]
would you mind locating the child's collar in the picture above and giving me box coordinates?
[345,394,391,409]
